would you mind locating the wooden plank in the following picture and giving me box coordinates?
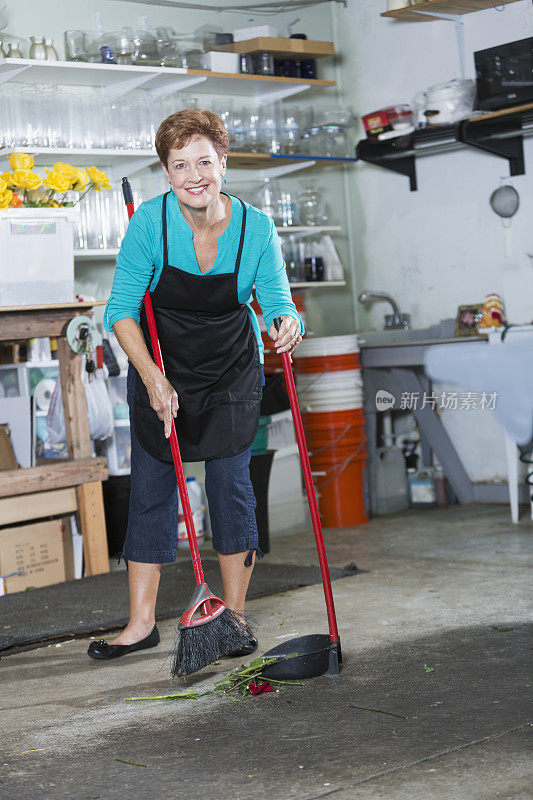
[381,0,520,20]
[0,308,98,341]
[0,301,105,313]
[0,458,108,497]
[0,487,77,526]
[468,102,533,123]
[215,37,335,59]
[57,337,92,460]
[77,481,109,576]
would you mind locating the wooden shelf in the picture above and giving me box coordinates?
[381,0,521,21]
[215,37,335,59]
[4,147,354,176]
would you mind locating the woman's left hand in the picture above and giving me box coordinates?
[268,315,302,361]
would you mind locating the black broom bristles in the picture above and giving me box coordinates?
[171,608,253,677]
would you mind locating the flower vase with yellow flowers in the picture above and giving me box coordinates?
[0,153,111,209]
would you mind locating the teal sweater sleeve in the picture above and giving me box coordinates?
[254,217,305,336]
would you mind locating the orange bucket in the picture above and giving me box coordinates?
[302,408,369,527]
[294,353,361,373]
[315,456,369,527]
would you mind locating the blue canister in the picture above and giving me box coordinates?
[100,45,116,64]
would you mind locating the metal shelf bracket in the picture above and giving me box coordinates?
[459,120,525,176]
[410,10,465,78]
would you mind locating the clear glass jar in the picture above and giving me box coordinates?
[29,36,47,60]
[297,182,328,226]
[252,52,275,75]
[258,103,281,155]
[254,178,277,221]
[6,42,23,58]
[280,106,301,155]
[321,124,348,158]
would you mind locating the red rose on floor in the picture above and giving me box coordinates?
[248,681,274,695]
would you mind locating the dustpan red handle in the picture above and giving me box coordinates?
[122,179,204,588]
[274,319,339,644]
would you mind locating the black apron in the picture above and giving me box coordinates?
[132,191,261,463]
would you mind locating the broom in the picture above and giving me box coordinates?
[122,178,252,676]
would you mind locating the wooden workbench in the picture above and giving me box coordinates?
[0,302,109,575]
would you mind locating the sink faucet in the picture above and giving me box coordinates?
[358,290,411,330]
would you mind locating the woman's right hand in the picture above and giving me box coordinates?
[145,372,179,439]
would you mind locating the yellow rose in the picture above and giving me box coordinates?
[1,171,14,186]
[0,176,7,194]
[86,166,111,191]
[52,162,76,178]
[8,152,34,171]
[10,169,42,191]
[0,188,13,209]
[43,170,72,194]
[71,166,89,191]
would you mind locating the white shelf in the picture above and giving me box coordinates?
[289,280,346,289]
[0,58,335,102]
[75,249,119,260]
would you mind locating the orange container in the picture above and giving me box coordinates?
[294,353,361,373]
[302,407,368,527]
[315,456,369,527]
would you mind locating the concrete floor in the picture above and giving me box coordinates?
[0,503,531,800]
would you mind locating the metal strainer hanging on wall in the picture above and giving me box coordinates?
[489,183,520,257]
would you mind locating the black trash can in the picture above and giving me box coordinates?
[102,475,130,557]
[249,450,275,554]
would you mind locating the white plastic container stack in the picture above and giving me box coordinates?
[177,477,206,549]
[293,334,363,411]
[0,208,78,306]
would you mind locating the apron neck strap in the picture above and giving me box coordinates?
[162,190,246,275]
[162,191,171,269]
[230,195,247,276]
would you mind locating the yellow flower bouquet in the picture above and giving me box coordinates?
[1,153,111,209]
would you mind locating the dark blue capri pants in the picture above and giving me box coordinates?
[122,364,264,565]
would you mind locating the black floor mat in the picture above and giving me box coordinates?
[0,559,358,653]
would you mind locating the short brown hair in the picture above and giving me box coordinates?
[155,108,229,167]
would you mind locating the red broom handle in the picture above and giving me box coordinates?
[122,179,205,588]
[275,320,339,644]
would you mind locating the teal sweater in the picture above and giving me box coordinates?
[104,191,303,362]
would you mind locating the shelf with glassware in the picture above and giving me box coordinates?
[355,103,533,191]
[0,147,357,181]
[381,0,520,21]
[0,57,336,101]
[73,226,343,261]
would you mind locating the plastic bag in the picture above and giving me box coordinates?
[46,357,114,443]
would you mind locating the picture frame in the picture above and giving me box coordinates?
[455,304,483,337]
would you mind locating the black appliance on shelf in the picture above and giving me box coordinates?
[474,37,533,111]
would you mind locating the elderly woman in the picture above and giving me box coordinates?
[89,108,303,661]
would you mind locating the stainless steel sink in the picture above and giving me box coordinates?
[357,319,461,348]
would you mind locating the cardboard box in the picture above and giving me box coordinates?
[0,517,74,594]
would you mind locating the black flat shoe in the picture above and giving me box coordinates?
[227,636,258,658]
[87,625,160,660]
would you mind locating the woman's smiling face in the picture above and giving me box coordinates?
[163,135,227,209]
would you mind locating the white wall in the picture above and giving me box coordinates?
[331,0,533,484]
[331,0,533,332]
